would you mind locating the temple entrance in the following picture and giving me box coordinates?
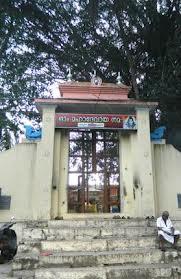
[68,130,120,213]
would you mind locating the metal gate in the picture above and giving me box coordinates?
[68,130,120,213]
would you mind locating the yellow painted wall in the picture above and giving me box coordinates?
[120,131,155,218]
[32,105,55,220]
[0,142,37,221]
[0,105,56,221]
[51,129,69,218]
[0,123,181,220]
[119,108,155,218]
[153,144,181,218]
[119,133,135,216]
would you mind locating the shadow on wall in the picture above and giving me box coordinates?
[166,129,181,152]
[151,126,181,152]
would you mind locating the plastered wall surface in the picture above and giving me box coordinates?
[32,105,56,220]
[0,113,181,220]
[119,108,155,218]
[51,129,69,219]
[0,143,37,221]
[153,144,181,218]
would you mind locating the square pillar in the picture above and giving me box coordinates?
[119,133,135,216]
[32,105,56,220]
[136,108,155,217]
[58,130,69,217]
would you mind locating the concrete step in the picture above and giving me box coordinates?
[17,236,181,255]
[20,218,181,230]
[22,226,156,241]
[48,218,181,231]
[21,218,181,242]
[38,249,181,268]
[18,240,41,254]
[12,270,35,279]
[41,236,156,252]
[34,264,181,279]
[12,249,181,271]
[0,263,13,279]
[13,253,39,271]
[48,218,156,228]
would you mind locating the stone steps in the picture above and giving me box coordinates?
[39,249,181,267]
[0,263,14,279]
[48,218,156,228]
[11,218,181,278]
[22,226,156,241]
[18,237,181,255]
[12,270,34,279]
[34,264,181,279]
[13,248,181,271]
[22,218,181,241]
[41,236,156,252]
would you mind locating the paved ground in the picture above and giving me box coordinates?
[0,262,12,278]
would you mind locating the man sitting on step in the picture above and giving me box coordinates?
[157,211,180,252]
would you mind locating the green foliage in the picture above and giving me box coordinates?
[0,0,180,149]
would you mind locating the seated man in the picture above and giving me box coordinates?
[157,211,180,251]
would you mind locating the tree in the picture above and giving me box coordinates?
[0,0,180,149]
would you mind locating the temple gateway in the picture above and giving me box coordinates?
[0,77,181,221]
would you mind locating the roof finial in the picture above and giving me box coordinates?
[67,68,72,82]
[116,71,122,85]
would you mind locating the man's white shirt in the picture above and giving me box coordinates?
[157,216,180,244]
